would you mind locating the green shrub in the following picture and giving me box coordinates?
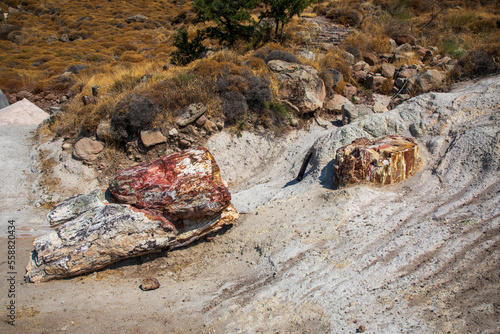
[170,28,206,66]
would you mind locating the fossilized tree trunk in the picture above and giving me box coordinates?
[25,147,238,283]
[334,135,420,187]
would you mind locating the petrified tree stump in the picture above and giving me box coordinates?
[25,147,238,283]
[334,135,420,187]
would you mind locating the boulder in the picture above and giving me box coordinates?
[353,70,367,83]
[25,147,239,283]
[177,103,207,127]
[395,43,413,54]
[204,120,218,134]
[0,89,9,109]
[140,130,167,148]
[353,61,370,72]
[66,64,88,74]
[334,135,420,187]
[195,115,207,128]
[125,14,148,23]
[268,60,326,113]
[109,147,231,219]
[325,94,352,114]
[72,138,104,161]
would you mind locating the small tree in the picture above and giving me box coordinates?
[170,28,206,66]
[193,0,258,45]
[261,0,317,37]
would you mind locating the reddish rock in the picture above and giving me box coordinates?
[109,147,232,219]
[363,52,378,66]
[365,75,386,91]
[381,63,396,78]
[140,130,167,148]
[195,115,208,127]
[353,70,367,82]
[334,135,420,187]
[396,34,416,46]
[73,138,104,161]
[342,83,357,100]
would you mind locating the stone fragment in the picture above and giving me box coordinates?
[168,128,179,137]
[96,121,112,141]
[268,60,326,113]
[125,14,147,23]
[342,104,373,125]
[334,135,420,187]
[109,147,232,219]
[140,130,167,148]
[46,34,58,43]
[353,61,369,72]
[177,103,207,127]
[365,75,386,91]
[395,34,416,46]
[204,120,218,134]
[342,83,357,100]
[363,52,378,66]
[59,34,70,43]
[141,277,161,291]
[326,69,343,87]
[195,115,207,128]
[353,70,367,83]
[325,94,352,114]
[72,138,104,161]
[407,69,445,94]
[395,43,413,54]
[381,63,395,78]
[66,64,88,74]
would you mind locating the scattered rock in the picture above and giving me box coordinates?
[334,135,420,187]
[381,63,396,78]
[168,128,179,137]
[125,14,147,23]
[163,63,176,71]
[46,34,58,43]
[365,75,386,91]
[342,103,373,125]
[363,52,378,66]
[395,43,413,54]
[141,277,161,291]
[353,61,369,72]
[204,120,218,134]
[66,64,88,75]
[96,121,112,141]
[353,70,367,83]
[408,69,446,94]
[177,103,207,127]
[342,83,357,100]
[195,115,207,128]
[395,34,416,46]
[62,142,72,151]
[59,34,70,43]
[324,94,352,114]
[140,130,167,148]
[72,138,104,161]
[268,60,326,113]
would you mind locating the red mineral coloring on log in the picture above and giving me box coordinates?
[109,147,231,219]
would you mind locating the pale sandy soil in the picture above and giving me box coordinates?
[0,76,499,333]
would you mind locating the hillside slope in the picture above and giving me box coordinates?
[0,75,498,333]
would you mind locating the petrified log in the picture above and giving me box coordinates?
[334,135,420,187]
[25,147,238,283]
[109,146,231,219]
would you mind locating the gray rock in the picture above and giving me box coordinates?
[342,104,373,125]
[365,75,386,91]
[66,64,88,74]
[125,14,148,23]
[168,128,179,137]
[0,89,9,109]
[46,34,58,43]
[96,121,112,141]
[177,103,207,127]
